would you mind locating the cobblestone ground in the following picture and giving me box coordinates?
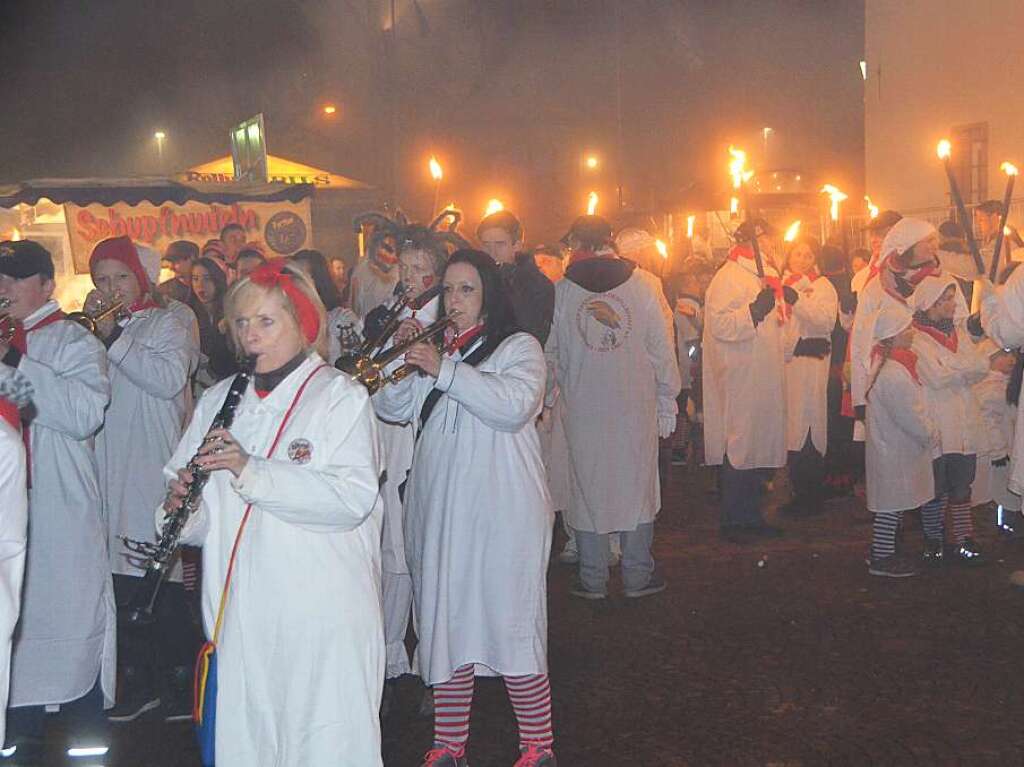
[49,463,1024,765]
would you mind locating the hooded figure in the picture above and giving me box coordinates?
[546,216,680,597]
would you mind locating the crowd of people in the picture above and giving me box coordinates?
[0,194,1023,766]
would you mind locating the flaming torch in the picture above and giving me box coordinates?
[484,198,504,217]
[821,185,848,223]
[587,191,599,216]
[428,155,443,216]
[686,214,696,239]
[655,239,668,260]
[783,220,801,243]
[728,145,753,219]
[990,161,1019,281]
[865,195,879,220]
[937,139,984,274]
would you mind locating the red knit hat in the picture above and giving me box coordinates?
[89,235,151,294]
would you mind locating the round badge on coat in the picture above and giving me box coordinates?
[575,293,633,351]
[287,438,313,464]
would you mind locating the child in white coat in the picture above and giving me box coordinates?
[911,275,989,564]
[865,304,940,577]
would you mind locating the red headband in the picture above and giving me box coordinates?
[248,259,320,344]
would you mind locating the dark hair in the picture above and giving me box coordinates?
[291,249,343,311]
[976,200,1004,216]
[787,235,821,265]
[476,210,523,244]
[220,223,245,240]
[819,244,848,276]
[236,248,266,265]
[190,257,228,309]
[442,249,518,357]
[166,240,199,262]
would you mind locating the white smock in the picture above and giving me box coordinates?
[161,354,385,766]
[865,356,940,512]
[783,272,838,453]
[702,256,787,469]
[373,332,553,685]
[546,268,680,533]
[99,306,198,577]
[6,301,117,707]
[0,420,28,740]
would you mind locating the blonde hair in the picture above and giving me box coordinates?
[224,265,329,361]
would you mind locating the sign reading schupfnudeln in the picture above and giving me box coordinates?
[230,114,269,183]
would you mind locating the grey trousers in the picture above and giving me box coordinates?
[573,522,655,593]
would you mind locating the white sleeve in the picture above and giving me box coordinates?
[108,312,196,400]
[231,382,381,532]
[645,281,683,417]
[982,267,1024,348]
[794,281,838,337]
[706,273,757,344]
[15,328,109,440]
[438,334,546,433]
[883,371,938,448]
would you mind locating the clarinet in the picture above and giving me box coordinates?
[121,359,255,625]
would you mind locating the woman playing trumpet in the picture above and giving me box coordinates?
[159,259,385,766]
[374,250,556,767]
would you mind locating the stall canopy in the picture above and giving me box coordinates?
[184,155,371,190]
[0,176,313,208]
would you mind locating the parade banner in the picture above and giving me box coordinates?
[64,198,312,273]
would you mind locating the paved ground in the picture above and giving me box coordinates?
[36,463,1024,765]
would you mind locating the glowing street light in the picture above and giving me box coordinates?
[783,220,801,243]
[323,104,337,116]
[585,155,599,170]
[153,131,167,164]
[586,191,599,216]
[484,198,504,217]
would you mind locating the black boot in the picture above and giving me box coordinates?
[107,665,160,723]
[163,666,193,723]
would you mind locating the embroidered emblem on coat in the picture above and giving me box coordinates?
[287,438,313,464]
[576,294,633,351]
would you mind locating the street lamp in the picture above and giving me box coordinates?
[761,127,772,163]
[322,104,337,116]
[154,131,166,165]
[585,155,599,170]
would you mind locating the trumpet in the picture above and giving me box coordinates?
[66,295,129,336]
[347,311,459,395]
[0,297,13,343]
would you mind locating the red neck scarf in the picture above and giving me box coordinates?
[868,254,940,303]
[444,323,485,356]
[873,344,921,384]
[0,399,18,433]
[912,320,958,353]
[248,259,321,343]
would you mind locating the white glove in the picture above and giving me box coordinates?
[657,414,676,439]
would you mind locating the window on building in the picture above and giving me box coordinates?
[952,122,989,204]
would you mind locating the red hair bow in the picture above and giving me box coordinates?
[248,259,320,344]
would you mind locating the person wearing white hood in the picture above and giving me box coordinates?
[85,235,201,723]
[864,303,940,577]
[0,239,114,763]
[703,219,791,540]
[911,273,989,565]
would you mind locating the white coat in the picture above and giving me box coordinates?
[912,323,988,456]
[970,369,1020,508]
[6,301,117,707]
[865,356,940,512]
[784,273,839,454]
[99,306,198,577]
[161,354,385,767]
[373,333,553,685]
[703,257,787,470]
[0,420,28,741]
[546,267,680,533]
[537,391,571,513]
[981,270,1024,493]
[850,275,909,409]
[674,295,703,390]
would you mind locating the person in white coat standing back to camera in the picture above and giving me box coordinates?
[0,239,115,764]
[703,219,791,542]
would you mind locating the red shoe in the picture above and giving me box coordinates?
[513,744,557,766]
[421,743,468,766]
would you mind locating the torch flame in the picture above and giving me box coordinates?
[937,139,952,160]
[864,195,879,219]
[686,214,696,239]
[484,198,504,217]
[728,145,753,189]
[587,191,599,216]
[429,156,443,181]
[9,228,21,242]
[729,197,739,216]
[821,184,848,222]
[783,220,801,243]
[1005,226,1013,236]
[655,239,668,259]
[1002,161,1019,177]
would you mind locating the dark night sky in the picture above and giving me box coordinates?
[0,0,864,241]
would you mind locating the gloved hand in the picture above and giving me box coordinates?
[783,285,799,306]
[966,312,984,337]
[657,414,676,439]
[793,337,832,359]
[749,287,777,326]
[839,289,857,314]
[854,405,866,421]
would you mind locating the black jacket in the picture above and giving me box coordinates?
[501,252,555,346]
